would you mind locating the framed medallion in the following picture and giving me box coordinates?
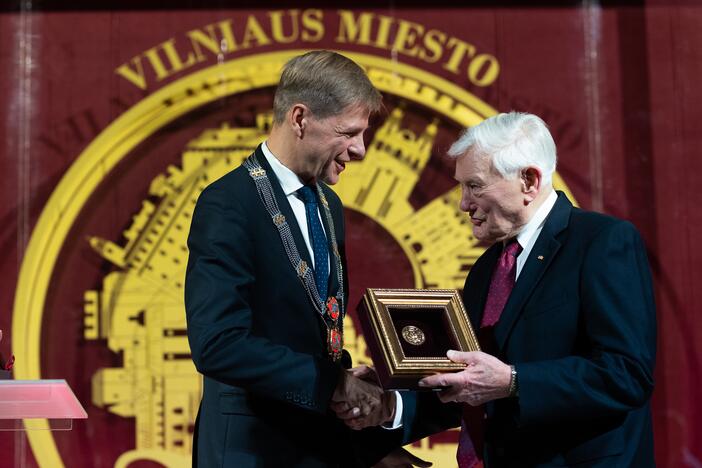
[357,288,480,390]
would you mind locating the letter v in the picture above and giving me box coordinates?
[115,56,147,90]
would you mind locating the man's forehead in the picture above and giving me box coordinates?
[332,107,370,129]
[456,149,488,171]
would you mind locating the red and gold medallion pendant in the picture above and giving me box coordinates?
[325,297,342,361]
[328,327,343,362]
[326,297,340,321]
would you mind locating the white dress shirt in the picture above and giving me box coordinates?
[260,141,329,272]
[514,190,558,278]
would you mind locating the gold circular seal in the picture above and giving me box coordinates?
[12,48,578,468]
[401,325,426,346]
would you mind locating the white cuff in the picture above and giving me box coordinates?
[381,391,403,430]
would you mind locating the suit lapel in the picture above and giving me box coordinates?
[493,192,572,351]
[253,147,315,271]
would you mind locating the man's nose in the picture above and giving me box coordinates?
[460,188,475,212]
[348,134,366,160]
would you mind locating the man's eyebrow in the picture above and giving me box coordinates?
[335,124,366,134]
[457,176,484,186]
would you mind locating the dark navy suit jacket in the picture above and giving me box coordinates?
[185,146,398,467]
[402,192,657,467]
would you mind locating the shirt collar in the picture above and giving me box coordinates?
[515,189,558,249]
[261,141,305,197]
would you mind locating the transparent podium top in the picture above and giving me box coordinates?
[0,379,87,431]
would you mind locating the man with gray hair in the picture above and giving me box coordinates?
[185,50,398,467]
[413,111,657,467]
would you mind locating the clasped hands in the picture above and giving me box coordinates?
[419,350,512,406]
[330,350,512,428]
[331,365,395,430]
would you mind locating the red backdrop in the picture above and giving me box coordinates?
[0,2,700,467]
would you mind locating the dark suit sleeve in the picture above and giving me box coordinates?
[184,184,340,414]
[516,221,656,426]
[400,391,462,444]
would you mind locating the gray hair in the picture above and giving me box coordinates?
[273,50,382,124]
[448,112,557,186]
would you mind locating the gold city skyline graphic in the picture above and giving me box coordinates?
[84,107,481,467]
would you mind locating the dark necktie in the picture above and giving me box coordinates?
[298,185,329,300]
[458,239,522,468]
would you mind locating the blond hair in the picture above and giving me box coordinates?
[273,50,382,123]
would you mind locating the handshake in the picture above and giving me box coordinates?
[331,369,433,467]
[330,365,395,430]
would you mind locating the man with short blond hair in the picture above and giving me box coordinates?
[185,50,397,467]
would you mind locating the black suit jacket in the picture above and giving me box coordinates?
[185,146,398,467]
[403,192,656,467]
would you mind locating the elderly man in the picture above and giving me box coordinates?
[366,112,656,468]
[185,51,398,467]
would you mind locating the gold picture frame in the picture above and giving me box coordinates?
[357,288,480,390]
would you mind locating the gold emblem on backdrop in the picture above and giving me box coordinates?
[14,49,576,468]
[84,88,486,468]
[84,106,477,466]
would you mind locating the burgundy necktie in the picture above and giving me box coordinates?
[457,239,522,468]
[481,240,522,327]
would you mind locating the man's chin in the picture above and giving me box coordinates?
[472,227,496,244]
[321,169,341,185]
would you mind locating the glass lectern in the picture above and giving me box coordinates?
[0,379,87,431]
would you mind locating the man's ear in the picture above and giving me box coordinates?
[289,103,310,138]
[521,167,542,203]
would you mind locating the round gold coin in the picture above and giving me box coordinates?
[401,325,426,346]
